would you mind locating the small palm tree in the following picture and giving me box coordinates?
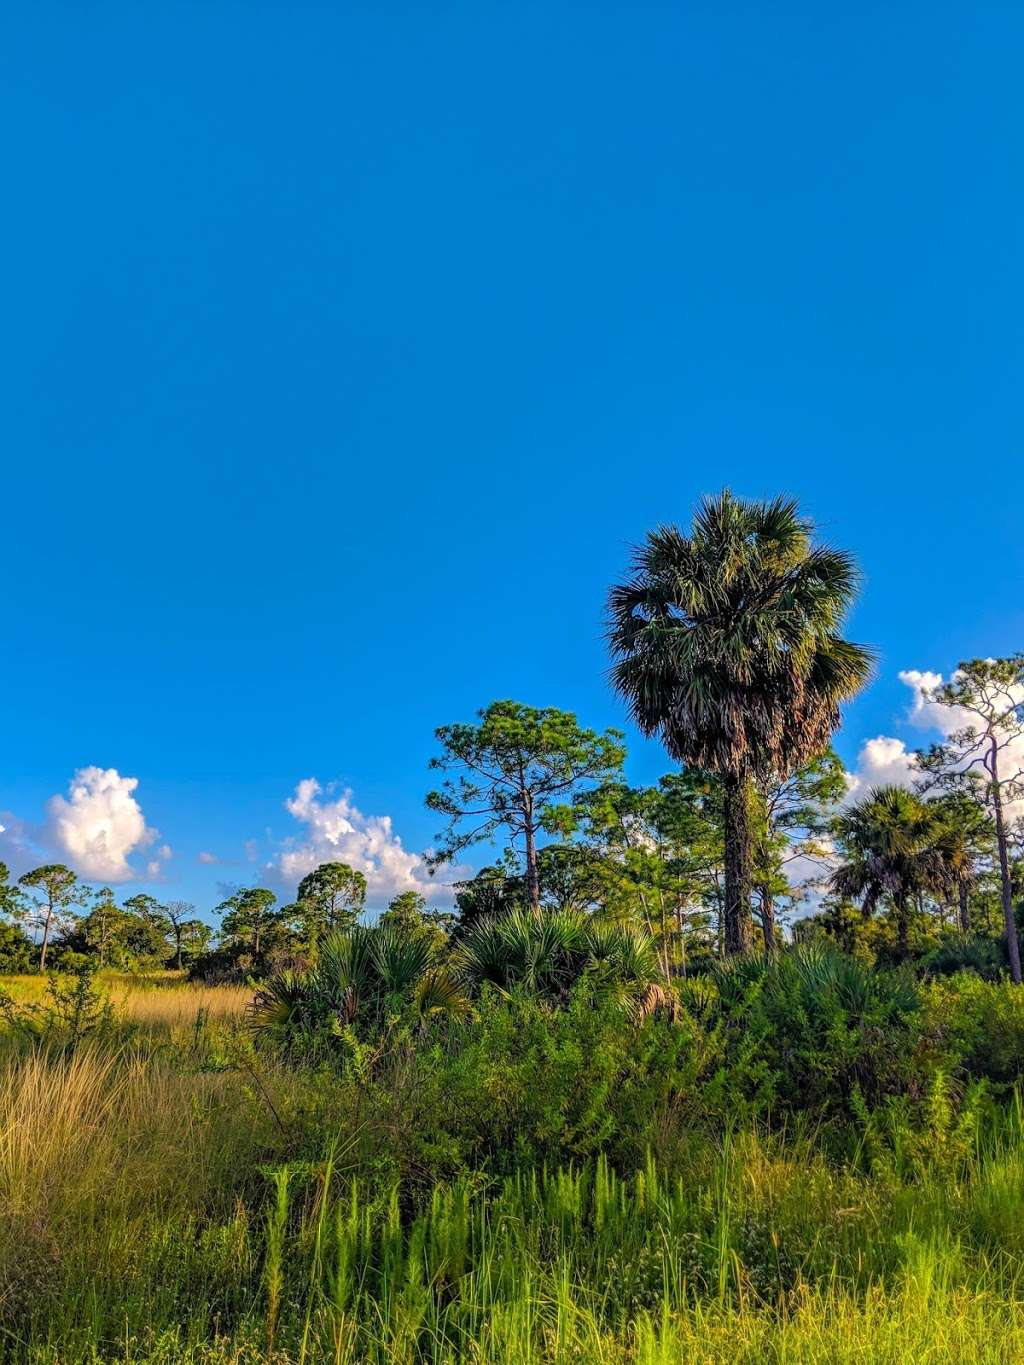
[928,794,992,934]
[608,491,871,955]
[831,786,950,957]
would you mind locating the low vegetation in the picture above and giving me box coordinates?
[2,954,1024,1362]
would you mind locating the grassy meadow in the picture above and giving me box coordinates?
[3,965,1024,1363]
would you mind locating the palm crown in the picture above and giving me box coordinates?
[831,785,952,954]
[608,491,871,781]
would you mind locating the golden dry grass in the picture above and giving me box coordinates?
[115,981,251,1029]
[0,972,252,1033]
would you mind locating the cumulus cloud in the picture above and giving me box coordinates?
[268,778,453,908]
[46,766,158,882]
[197,850,219,865]
[844,735,921,800]
[898,670,948,729]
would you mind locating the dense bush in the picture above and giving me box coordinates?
[678,945,922,1124]
[917,935,1010,982]
[922,973,1024,1087]
[0,920,34,972]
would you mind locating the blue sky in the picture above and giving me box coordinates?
[2,4,1022,914]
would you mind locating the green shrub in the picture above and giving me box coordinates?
[0,920,34,972]
[922,974,1024,1086]
[917,935,1009,982]
[706,944,922,1120]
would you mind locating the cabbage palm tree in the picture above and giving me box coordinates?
[831,785,949,957]
[608,491,871,955]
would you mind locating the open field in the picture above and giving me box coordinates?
[2,969,1024,1363]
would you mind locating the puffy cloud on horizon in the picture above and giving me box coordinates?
[842,671,952,801]
[46,766,159,882]
[268,778,454,907]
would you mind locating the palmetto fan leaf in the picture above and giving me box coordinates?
[456,907,666,1018]
[371,926,438,995]
[712,941,918,1021]
[249,922,463,1049]
[249,971,309,1038]
[315,926,379,1021]
[414,969,473,1023]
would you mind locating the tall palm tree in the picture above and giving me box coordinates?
[831,785,949,957]
[608,491,871,955]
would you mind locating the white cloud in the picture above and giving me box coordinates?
[197,850,219,865]
[268,778,454,908]
[898,669,948,729]
[46,766,158,882]
[845,735,920,799]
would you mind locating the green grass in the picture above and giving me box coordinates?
[3,979,1024,1362]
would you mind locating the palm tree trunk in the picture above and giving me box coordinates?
[723,775,753,955]
[758,884,776,952]
[895,891,909,959]
[958,880,970,936]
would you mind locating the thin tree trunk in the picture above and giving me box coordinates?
[992,774,1023,985]
[958,880,970,936]
[675,900,687,978]
[38,903,54,973]
[723,775,753,955]
[523,820,541,914]
[758,884,776,952]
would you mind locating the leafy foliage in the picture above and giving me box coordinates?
[427,700,626,910]
[250,922,469,1052]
